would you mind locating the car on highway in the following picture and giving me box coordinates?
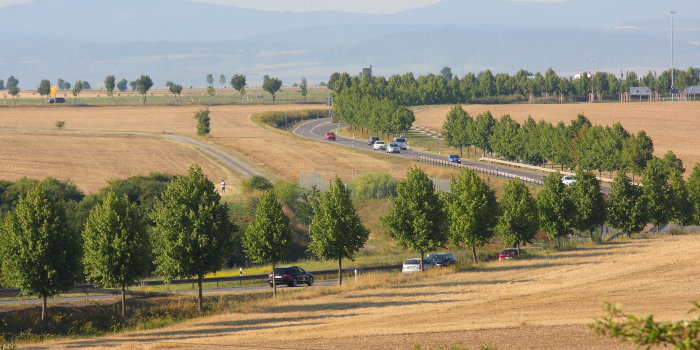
[393,136,408,150]
[386,142,401,153]
[447,154,461,163]
[324,131,336,141]
[373,140,386,150]
[402,258,435,273]
[268,266,314,287]
[561,175,576,186]
[47,97,66,104]
[368,136,379,145]
[427,253,457,267]
[498,248,526,261]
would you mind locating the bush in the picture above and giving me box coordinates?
[350,173,397,201]
[195,109,210,136]
[255,109,327,129]
[55,121,65,129]
[241,176,273,192]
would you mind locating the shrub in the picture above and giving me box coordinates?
[350,172,397,200]
[55,121,65,129]
[255,109,327,129]
[241,176,273,192]
[194,109,210,136]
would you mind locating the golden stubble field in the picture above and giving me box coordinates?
[415,102,700,170]
[0,104,457,193]
[35,234,700,350]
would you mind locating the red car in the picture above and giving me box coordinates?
[324,131,336,141]
[498,248,526,261]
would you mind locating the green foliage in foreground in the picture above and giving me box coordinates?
[591,302,700,350]
[242,175,273,192]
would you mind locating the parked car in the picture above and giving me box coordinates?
[498,248,526,261]
[561,175,576,186]
[427,253,458,267]
[373,140,386,150]
[392,136,408,150]
[402,258,435,273]
[324,131,336,141]
[268,266,314,287]
[386,142,401,153]
[368,136,380,145]
[447,154,461,163]
[47,97,65,104]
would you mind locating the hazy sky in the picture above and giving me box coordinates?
[0,0,446,13]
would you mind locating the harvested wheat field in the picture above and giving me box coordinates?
[33,233,700,350]
[415,102,700,169]
[0,131,227,193]
[0,105,458,192]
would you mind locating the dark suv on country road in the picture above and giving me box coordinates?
[268,266,314,287]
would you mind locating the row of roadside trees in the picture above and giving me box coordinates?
[442,105,661,176]
[328,67,700,105]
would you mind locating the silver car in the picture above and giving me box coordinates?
[402,258,435,273]
[386,142,401,153]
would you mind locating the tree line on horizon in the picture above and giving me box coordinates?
[328,67,700,105]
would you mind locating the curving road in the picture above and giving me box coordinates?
[294,118,546,184]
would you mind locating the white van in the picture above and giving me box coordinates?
[392,136,408,150]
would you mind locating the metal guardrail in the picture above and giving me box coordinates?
[0,264,403,299]
[416,156,544,186]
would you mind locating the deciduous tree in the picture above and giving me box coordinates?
[82,191,149,317]
[606,173,647,238]
[496,181,538,249]
[569,171,606,242]
[117,79,128,92]
[447,169,498,262]
[243,189,291,297]
[299,77,308,100]
[537,172,575,246]
[0,184,81,320]
[104,75,116,100]
[309,177,368,285]
[151,165,234,311]
[37,79,51,98]
[382,167,447,271]
[262,75,282,103]
[194,109,210,136]
[230,74,246,100]
[135,75,153,104]
[642,158,673,233]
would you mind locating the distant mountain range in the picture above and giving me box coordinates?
[0,0,698,88]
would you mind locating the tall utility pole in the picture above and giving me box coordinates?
[670,11,677,99]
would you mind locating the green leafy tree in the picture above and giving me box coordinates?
[669,170,692,228]
[194,109,211,136]
[569,171,606,242]
[309,177,369,285]
[642,158,673,233]
[82,191,149,317]
[243,189,291,297]
[496,181,539,249]
[442,105,473,157]
[473,111,496,155]
[82,81,92,89]
[262,75,283,104]
[218,74,226,88]
[72,80,83,101]
[128,80,137,91]
[591,302,700,349]
[0,184,81,320]
[622,130,654,177]
[0,79,5,90]
[5,75,18,89]
[169,83,183,100]
[135,75,153,104]
[116,79,128,92]
[537,172,575,247]
[381,167,447,271]
[687,164,700,225]
[606,173,647,238]
[663,150,685,174]
[8,86,20,105]
[206,74,214,86]
[490,114,522,161]
[299,77,308,100]
[230,74,247,100]
[447,169,498,262]
[151,165,234,311]
[104,75,116,99]
[37,79,51,98]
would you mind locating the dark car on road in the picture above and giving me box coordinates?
[268,266,314,287]
[324,131,336,141]
[368,136,379,145]
[48,97,65,104]
[447,154,461,163]
[428,253,457,267]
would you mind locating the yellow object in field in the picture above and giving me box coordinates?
[50,85,57,95]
